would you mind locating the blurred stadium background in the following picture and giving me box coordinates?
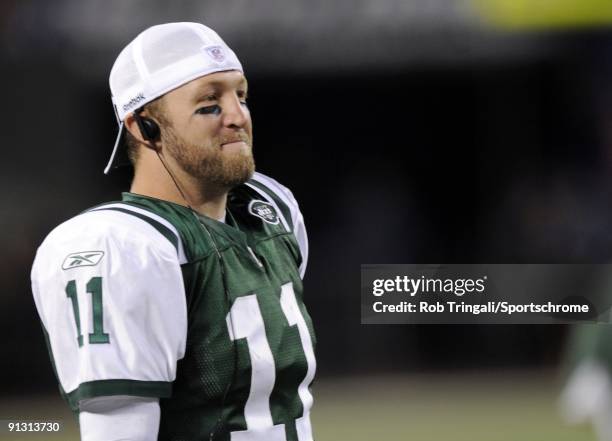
[3,0,612,439]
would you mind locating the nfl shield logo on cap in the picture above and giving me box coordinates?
[204,45,226,63]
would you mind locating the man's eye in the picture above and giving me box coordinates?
[195,105,221,115]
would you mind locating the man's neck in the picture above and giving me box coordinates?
[130,164,228,221]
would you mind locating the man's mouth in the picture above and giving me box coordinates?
[220,138,249,152]
[220,136,249,149]
[221,140,246,146]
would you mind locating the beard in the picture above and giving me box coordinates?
[163,127,255,189]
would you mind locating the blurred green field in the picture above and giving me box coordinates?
[0,370,596,441]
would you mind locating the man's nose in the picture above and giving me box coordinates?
[221,95,249,129]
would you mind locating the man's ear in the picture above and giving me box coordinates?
[125,113,162,151]
[125,113,147,144]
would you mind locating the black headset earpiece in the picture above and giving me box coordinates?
[133,110,161,145]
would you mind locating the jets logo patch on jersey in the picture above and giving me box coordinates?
[62,251,105,270]
[248,200,279,225]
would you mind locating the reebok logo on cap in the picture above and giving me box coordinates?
[122,92,146,112]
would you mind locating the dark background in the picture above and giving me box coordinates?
[3,0,612,396]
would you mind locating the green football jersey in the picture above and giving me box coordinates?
[31,172,316,441]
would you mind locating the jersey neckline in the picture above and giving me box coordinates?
[121,191,250,248]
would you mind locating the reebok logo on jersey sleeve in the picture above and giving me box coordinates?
[62,251,105,270]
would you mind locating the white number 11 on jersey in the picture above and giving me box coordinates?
[226,282,316,441]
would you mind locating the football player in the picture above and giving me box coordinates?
[31,22,316,441]
[560,324,612,441]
